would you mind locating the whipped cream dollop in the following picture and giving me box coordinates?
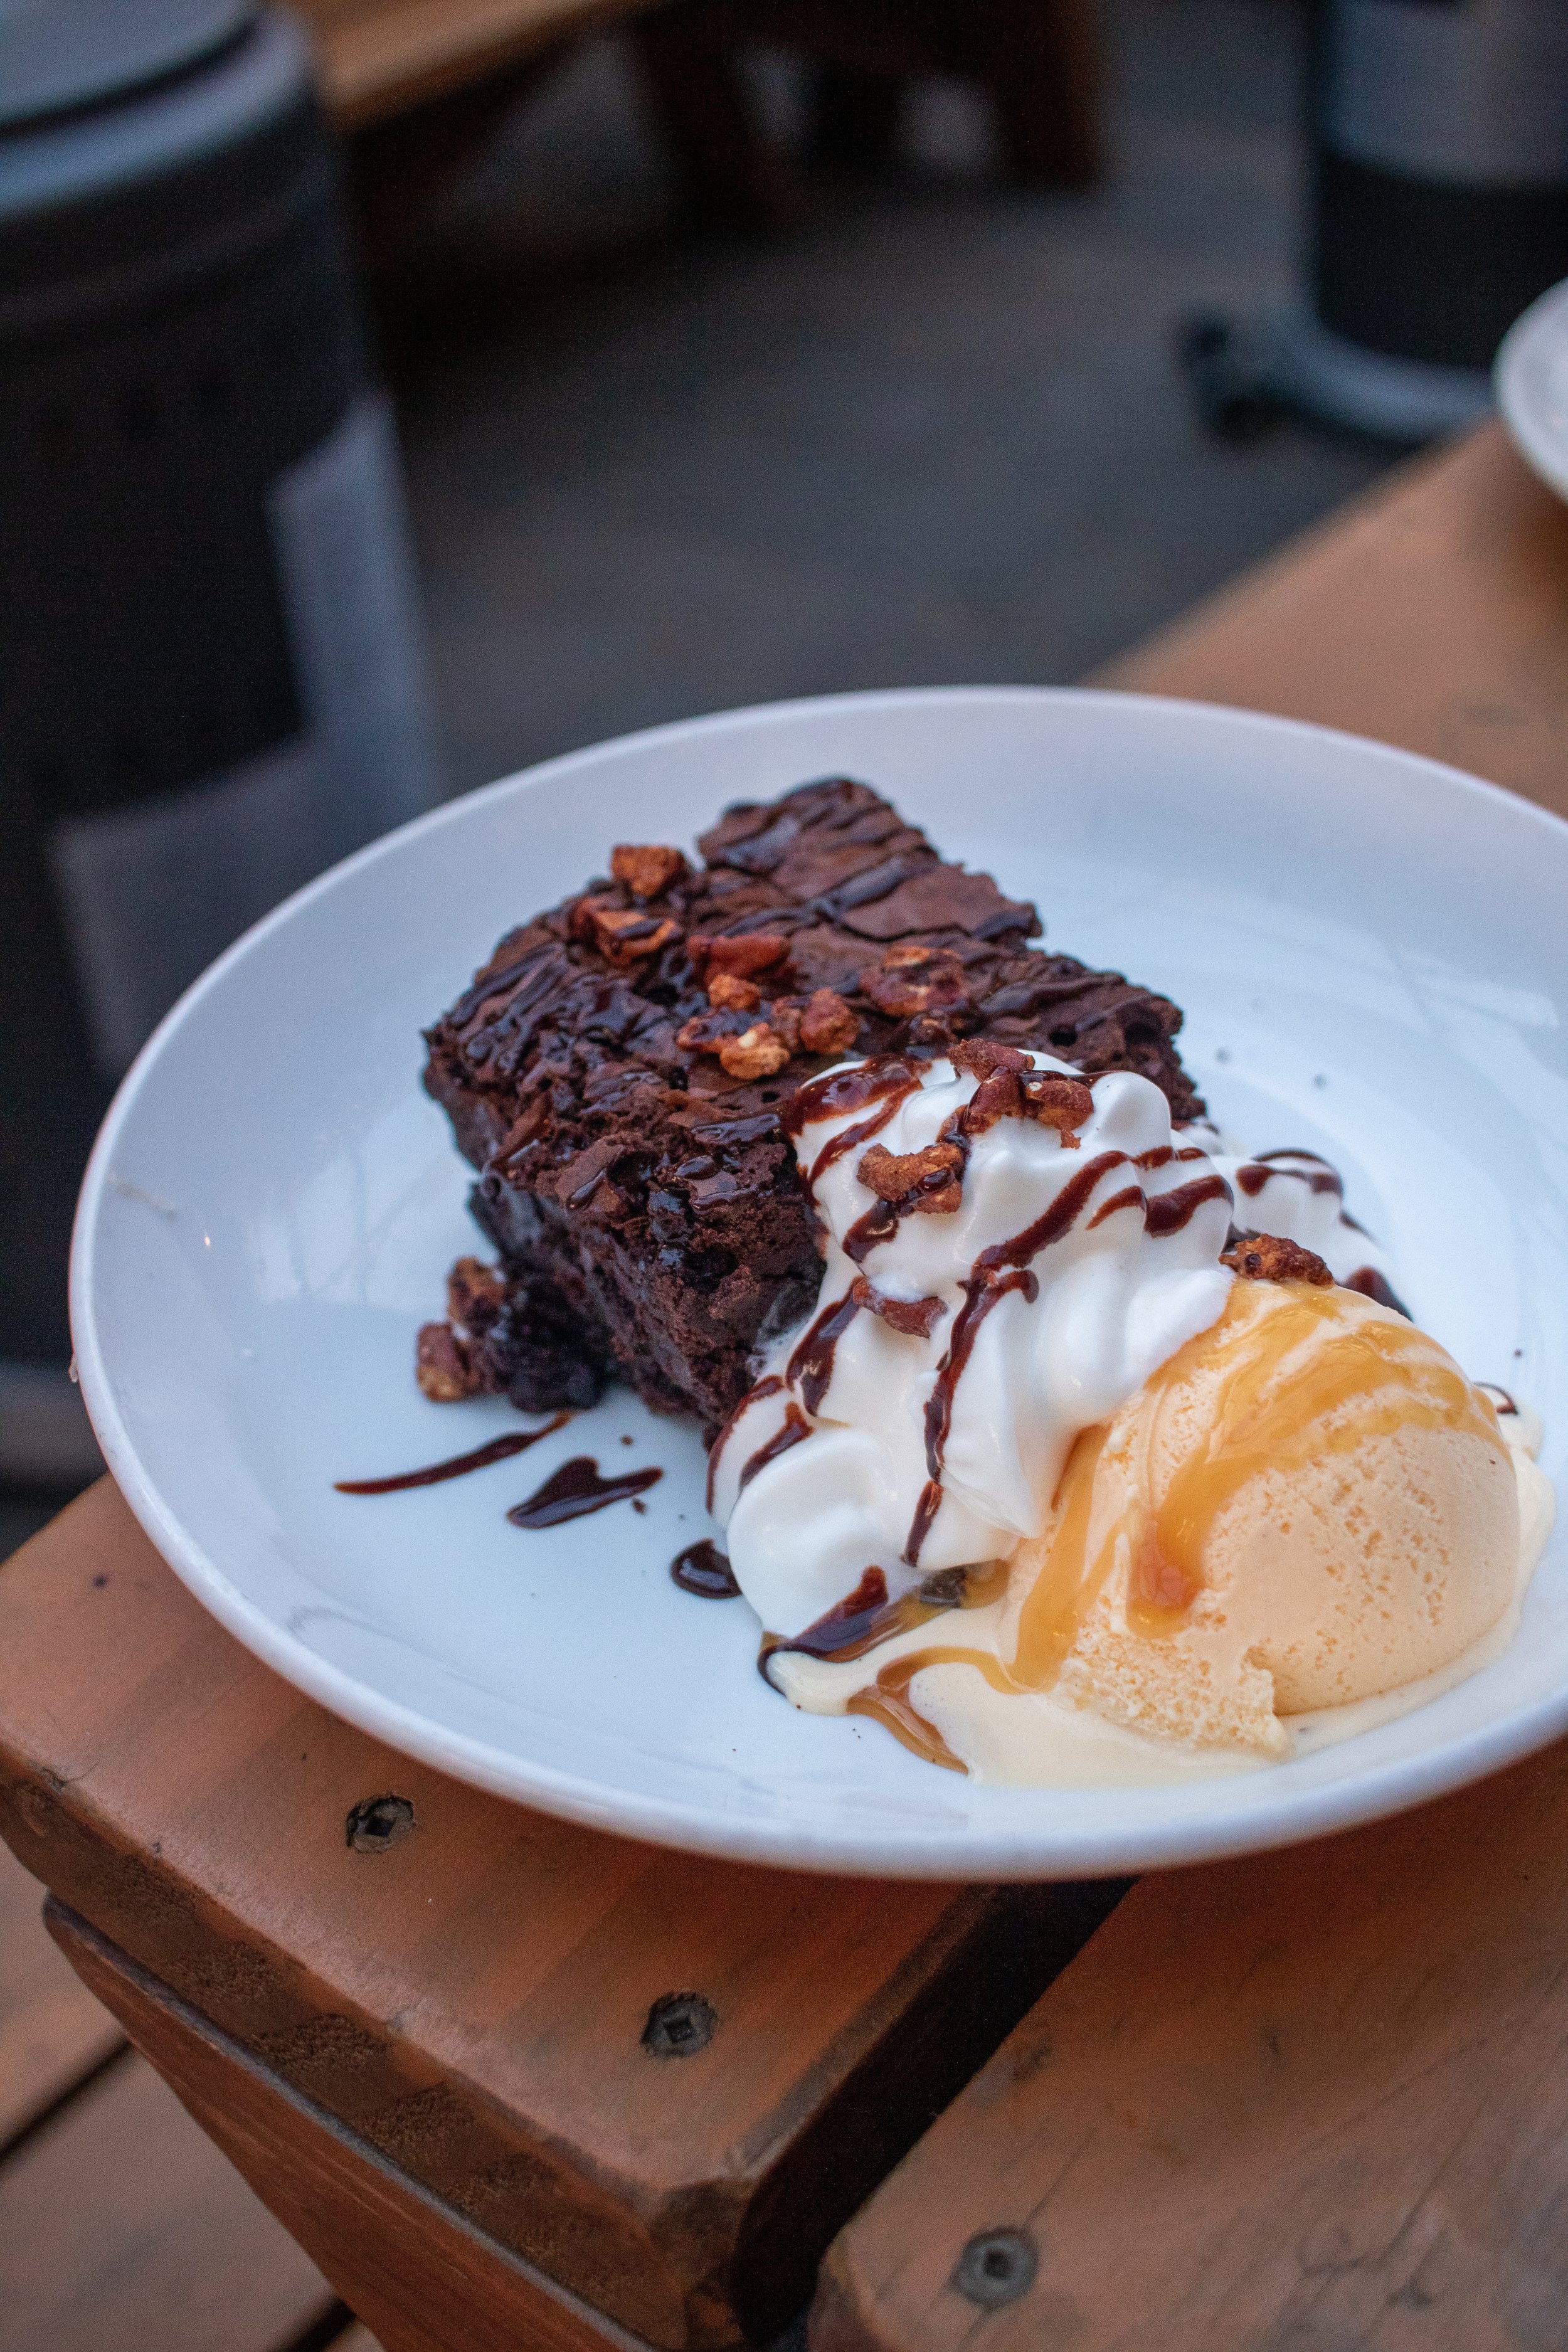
[710,1050,1235,1637]
[1186,1124,1402,1303]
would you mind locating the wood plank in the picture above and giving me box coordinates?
[0,1832,122,2148]
[0,1482,1121,2350]
[49,1900,652,2352]
[814,1737,1568,2352]
[0,2040,337,2352]
[1097,421,1568,823]
[293,0,655,129]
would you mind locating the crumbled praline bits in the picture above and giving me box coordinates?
[850,1276,947,1336]
[610,842,688,899]
[1222,1232,1333,1286]
[857,1139,966,1215]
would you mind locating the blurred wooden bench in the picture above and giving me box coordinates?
[292,0,1103,258]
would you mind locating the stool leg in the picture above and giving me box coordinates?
[807,64,906,172]
[630,1,807,231]
[985,0,1103,188]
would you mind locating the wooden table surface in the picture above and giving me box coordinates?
[5,419,1568,2352]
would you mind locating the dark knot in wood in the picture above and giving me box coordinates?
[345,1794,416,1853]
[951,2228,1038,2307]
[642,1991,718,2057]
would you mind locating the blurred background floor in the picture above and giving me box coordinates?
[380,0,1398,795]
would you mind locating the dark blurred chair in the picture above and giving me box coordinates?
[294,0,671,262]
[630,0,1103,229]
[294,0,1101,263]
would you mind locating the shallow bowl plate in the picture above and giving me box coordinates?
[73,689,1568,1878]
[1497,275,1568,502]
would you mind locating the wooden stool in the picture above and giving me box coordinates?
[630,0,1102,233]
[292,0,1103,265]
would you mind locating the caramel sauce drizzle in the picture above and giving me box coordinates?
[765,1560,1012,1767]
[1009,1284,1502,1687]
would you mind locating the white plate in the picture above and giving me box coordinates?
[73,688,1568,1879]
[1497,275,1568,501]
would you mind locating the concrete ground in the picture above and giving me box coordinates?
[384,0,1396,798]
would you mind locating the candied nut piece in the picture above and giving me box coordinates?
[446,1256,506,1332]
[850,1275,947,1337]
[717,1022,792,1080]
[856,1138,965,1215]
[960,1069,1025,1135]
[1022,1072,1094,1147]
[691,932,791,981]
[861,943,972,1021]
[415,1322,482,1402]
[707,971,761,1011]
[798,987,858,1055]
[610,842,688,899]
[588,904,682,965]
[949,1039,1030,1081]
[1222,1232,1333,1286]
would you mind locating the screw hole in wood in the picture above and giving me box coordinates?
[952,2228,1038,2307]
[346,1794,416,1853]
[642,1991,718,2057]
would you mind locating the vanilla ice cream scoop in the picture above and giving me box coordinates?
[1000,1276,1529,1758]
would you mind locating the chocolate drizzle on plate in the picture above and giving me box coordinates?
[336,1413,569,1493]
[508,1456,663,1528]
[758,1564,967,1682]
[671,1540,741,1597]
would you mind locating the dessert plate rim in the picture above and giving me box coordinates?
[70,684,1568,1878]
[1497,273,1568,504]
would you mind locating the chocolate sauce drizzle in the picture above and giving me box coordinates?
[785,1056,919,1145]
[904,1150,1130,1564]
[1340,1264,1413,1320]
[787,1292,863,1414]
[336,1414,569,1494]
[738,1401,813,1491]
[706,1375,782,1512]
[1247,1148,1343,1195]
[670,1540,741,1597]
[507,1456,663,1528]
[758,1564,965,1685]
[1144,1173,1232,1237]
[793,1059,921,1199]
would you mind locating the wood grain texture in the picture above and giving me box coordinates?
[0,1482,1120,2349]
[0,1832,122,2148]
[292,0,657,128]
[49,1902,655,2352]
[1097,421,1568,822]
[815,1736,1568,2352]
[0,2038,337,2352]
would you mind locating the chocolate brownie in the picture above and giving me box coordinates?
[420,777,1203,1434]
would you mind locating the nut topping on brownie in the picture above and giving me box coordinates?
[421,776,1202,1432]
